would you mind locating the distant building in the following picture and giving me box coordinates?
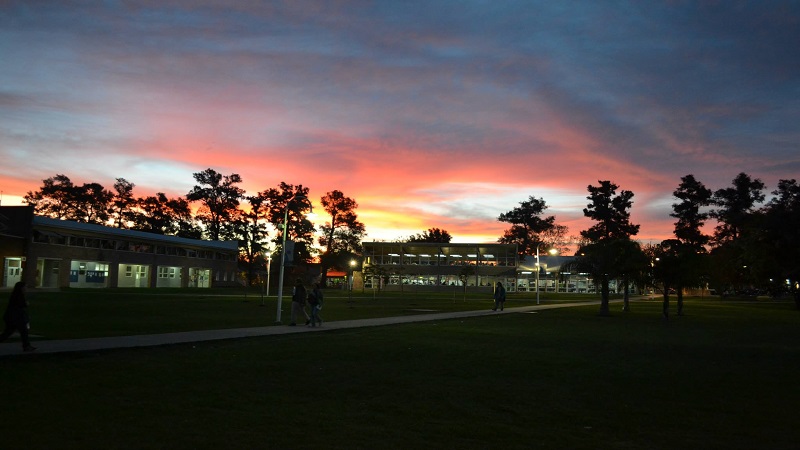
[361,241,637,295]
[517,254,587,293]
[360,242,518,292]
[0,206,239,289]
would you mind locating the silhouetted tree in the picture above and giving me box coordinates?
[264,183,315,265]
[578,180,640,315]
[135,194,172,234]
[539,224,571,255]
[711,172,765,245]
[615,239,648,312]
[110,178,137,228]
[672,175,713,249]
[458,265,476,300]
[134,192,201,238]
[709,173,765,294]
[239,191,271,286]
[652,239,682,318]
[24,174,78,219]
[318,190,365,287]
[748,179,800,307]
[72,182,113,224]
[186,168,245,241]
[25,175,113,224]
[582,181,640,242]
[409,228,452,243]
[668,174,713,315]
[498,196,559,260]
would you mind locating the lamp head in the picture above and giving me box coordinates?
[289,193,315,216]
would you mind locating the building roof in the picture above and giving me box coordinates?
[362,241,517,256]
[32,216,238,252]
[518,255,578,273]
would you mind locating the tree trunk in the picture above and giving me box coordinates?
[599,278,611,316]
[662,284,670,319]
[622,276,631,312]
[247,265,256,287]
[319,252,330,289]
[319,271,328,289]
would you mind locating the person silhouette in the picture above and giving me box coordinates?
[492,281,506,311]
[0,281,36,352]
[308,282,324,327]
[290,279,309,326]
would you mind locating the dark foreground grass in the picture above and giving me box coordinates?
[2,299,798,449]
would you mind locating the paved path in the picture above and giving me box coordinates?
[0,301,609,357]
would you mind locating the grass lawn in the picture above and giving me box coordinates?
[22,288,608,339]
[2,297,798,449]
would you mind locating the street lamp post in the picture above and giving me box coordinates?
[535,244,558,305]
[275,194,312,324]
[535,246,542,305]
[261,251,272,307]
[266,252,272,297]
[348,259,356,302]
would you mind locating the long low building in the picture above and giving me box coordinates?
[361,242,519,291]
[360,241,638,295]
[0,206,239,289]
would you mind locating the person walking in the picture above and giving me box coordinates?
[308,282,324,327]
[0,281,36,352]
[290,279,309,326]
[492,281,506,311]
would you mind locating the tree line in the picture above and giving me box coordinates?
[23,168,365,286]
[23,169,800,310]
[495,173,800,314]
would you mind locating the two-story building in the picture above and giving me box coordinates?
[0,206,239,289]
[360,242,519,292]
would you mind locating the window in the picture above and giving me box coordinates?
[132,244,152,253]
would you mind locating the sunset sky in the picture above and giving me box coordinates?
[1,1,798,249]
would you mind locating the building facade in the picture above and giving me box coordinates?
[0,206,239,289]
[361,241,638,295]
[361,242,519,292]
[519,255,641,294]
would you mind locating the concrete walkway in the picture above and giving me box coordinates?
[0,301,608,357]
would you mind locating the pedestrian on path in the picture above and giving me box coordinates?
[0,281,36,352]
[492,281,506,311]
[308,282,324,327]
[290,279,310,326]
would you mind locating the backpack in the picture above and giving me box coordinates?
[293,285,307,304]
